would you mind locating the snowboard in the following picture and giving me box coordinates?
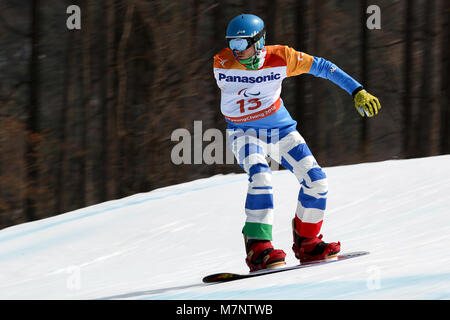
[202,251,369,283]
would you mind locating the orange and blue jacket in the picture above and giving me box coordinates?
[213,45,362,137]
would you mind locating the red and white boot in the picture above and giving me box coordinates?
[245,237,286,272]
[291,219,341,263]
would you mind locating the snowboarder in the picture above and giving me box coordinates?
[213,14,381,272]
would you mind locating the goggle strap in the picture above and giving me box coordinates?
[226,27,265,46]
[248,27,265,46]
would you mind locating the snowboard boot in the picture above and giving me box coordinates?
[291,219,341,263]
[244,236,286,272]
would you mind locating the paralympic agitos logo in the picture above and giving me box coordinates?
[238,88,260,97]
[218,72,281,83]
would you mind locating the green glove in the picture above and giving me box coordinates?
[353,89,381,117]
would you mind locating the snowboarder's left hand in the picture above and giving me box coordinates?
[353,89,381,117]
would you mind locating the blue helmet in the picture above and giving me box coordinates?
[226,14,265,52]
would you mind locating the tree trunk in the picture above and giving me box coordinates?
[98,5,108,203]
[24,0,41,221]
[294,0,309,129]
[117,3,135,197]
[440,0,450,154]
[312,0,325,161]
[360,0,369,161]
[403,0,414,158]
[56,28,75,214]
[264,0,277,43]
[80,0,94,206]
[105,0,119,200]
[416,0,435,157]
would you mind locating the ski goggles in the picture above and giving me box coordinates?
[228,38,253,52]
[227,28,265,52]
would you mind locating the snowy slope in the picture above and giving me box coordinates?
[0,155,450,300]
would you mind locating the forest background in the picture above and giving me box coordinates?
[0,0,448,228]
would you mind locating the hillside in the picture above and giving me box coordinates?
[0,155,449,299]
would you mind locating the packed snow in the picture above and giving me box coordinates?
[0,155,449,299]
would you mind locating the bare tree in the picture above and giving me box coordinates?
[403,0,414,158]
[294,0,309,132]
[24,0,41,221]
[359,0,369,160]
[441,0,450,154]
[415,0,435,157]
[105,0,119,199]
[56,27,75,214]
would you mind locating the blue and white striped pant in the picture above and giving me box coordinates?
[228,129,328,240]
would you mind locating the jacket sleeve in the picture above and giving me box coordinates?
[283,46,314,77]
[308,56,363,95]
